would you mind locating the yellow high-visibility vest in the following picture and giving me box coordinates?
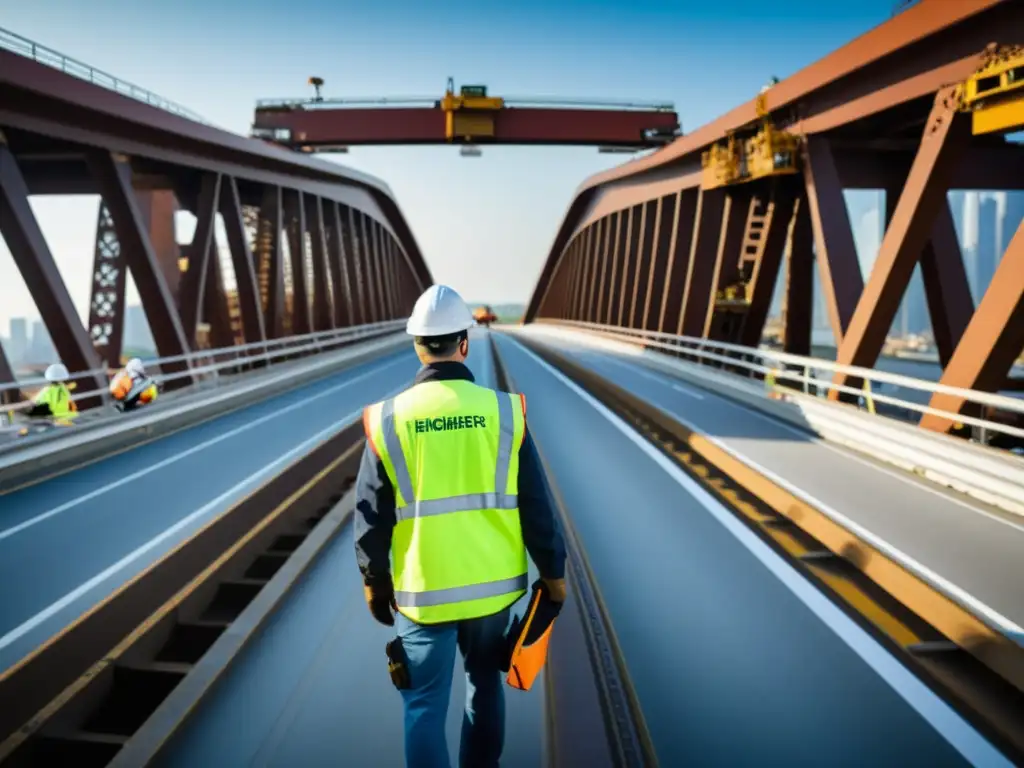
[34,383,77,419]
[364,379,528,624]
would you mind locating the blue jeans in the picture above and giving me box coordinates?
[395,607,511,768]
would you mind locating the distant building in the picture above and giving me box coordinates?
[8,318,28,365]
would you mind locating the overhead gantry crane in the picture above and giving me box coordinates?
[250,77,681,154]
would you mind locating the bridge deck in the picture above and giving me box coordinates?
[160,332,998,766]
[0,351,418,673]
[523,327,1024,642]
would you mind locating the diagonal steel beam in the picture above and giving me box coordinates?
[306,195,334,331]
[0,144,104,388]
[327,202,353,327]
[783,193,815,356]
[284,189,312,336]
[740,187,797,348]
[257,185,285,339]
[219,176,266,346]
[178,172,222,343]
[679,187,726,337]
[831,86,971,393]
[86,202,128,369]
[803,137,864,345]
[659,190,698,334]
[704,189,753,339]
[344,207,366,326]
[921,217,1024,432]
[87,151,191,368]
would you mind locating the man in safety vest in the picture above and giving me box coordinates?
[109,357,158,412]
[356,284,567,768]
[26,363,78,421]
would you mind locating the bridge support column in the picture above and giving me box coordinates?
[306,196,334,332]
[616,206,640,327]
[87,202,128,369]
[658,190,697,335]
[704,189,753,340]
[284,189,313,336]
[325,202,350,328]
[256,186,286,340]
[178,173,222,345]
[0,144,105,391]
[220,177,266,348]
[628,200,656,329]
[370,221,388,321]
[331,202,356,325]
[342,207,365,326]
[783,193,814,356]
[679,188,725,337]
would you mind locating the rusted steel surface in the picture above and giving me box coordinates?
[528,0,1024,434]
[253,105,678,147]
[1,43,427,392]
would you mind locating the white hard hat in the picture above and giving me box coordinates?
[45,363,70,383]
[126,358,145,375]
[406,285,474,337]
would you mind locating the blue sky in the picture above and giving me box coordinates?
[0,0,900,332]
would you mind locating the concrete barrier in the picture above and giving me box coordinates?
[517,325,1024,518]
[0,333,408,492]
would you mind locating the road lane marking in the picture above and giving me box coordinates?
[507,335,1013,768]
[577,340,1024,535]
[584,351,706,400]
[0,356,409,543]
[0,366,410,658]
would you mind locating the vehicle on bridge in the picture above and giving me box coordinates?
[473,305,497,327]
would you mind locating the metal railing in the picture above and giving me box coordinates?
[0,27,209,124]
[541,320,1024,445]
[0,320,404,428]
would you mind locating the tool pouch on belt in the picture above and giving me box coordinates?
[501,580,562,692]
[386,638,411,690]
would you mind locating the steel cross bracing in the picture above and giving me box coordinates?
[0,40,430,395]
[526,0,1024,437]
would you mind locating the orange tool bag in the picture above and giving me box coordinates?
[502,580,562,691]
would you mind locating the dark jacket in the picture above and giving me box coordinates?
[354,361,566,586]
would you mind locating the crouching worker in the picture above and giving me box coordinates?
[355,285,568,768]
[110,358,158,412]
[26,363,79,423]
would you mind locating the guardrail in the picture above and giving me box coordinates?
[0,320,404,430]
[0,26,209,124]
[543,319,1024,446]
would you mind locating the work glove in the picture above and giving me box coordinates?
[542,577,567,604]
[364,574,397,626]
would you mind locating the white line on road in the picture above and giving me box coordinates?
[0,356,407,543]
[0,368,413,657]
[508,335,1014,768]
[587,351,706,399]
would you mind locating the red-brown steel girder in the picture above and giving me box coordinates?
[0,144,105,390]
[220,176,267,346]
[783,193,815,356]
[87,152,192,368]
[253,105,678,148]
[178,172,222,344]
[831,87,972,394]
[920,218,1024,432]
[524,0,1018,325]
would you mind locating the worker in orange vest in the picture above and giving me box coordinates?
[110,358,158,412]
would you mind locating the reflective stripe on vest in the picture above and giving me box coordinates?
[379,391,518,523]
[365,380,528,623]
